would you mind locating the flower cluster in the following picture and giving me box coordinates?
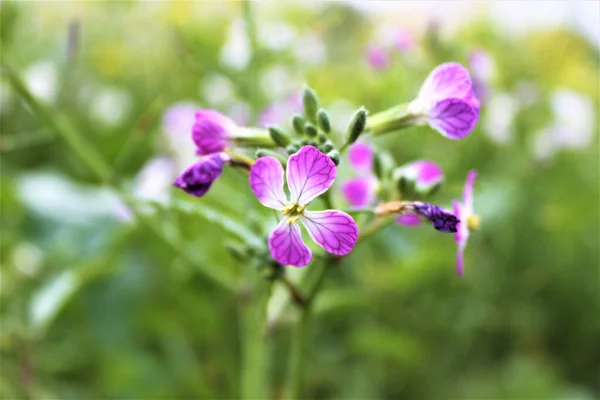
[170,62,481,272]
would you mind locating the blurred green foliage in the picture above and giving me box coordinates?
[1,1,599,399]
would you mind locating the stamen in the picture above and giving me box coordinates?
[467,214,481,231]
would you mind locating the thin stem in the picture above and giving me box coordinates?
[240,280,273,399]
[321,190,334,210]
[279,276,308,308]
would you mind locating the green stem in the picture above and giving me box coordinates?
[366,103,418,137]
[240,280,273,399]
[321,190,334,210]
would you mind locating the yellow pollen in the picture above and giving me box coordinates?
[281,204,304,223]
[467,214,481,231]
[286,215,300,225]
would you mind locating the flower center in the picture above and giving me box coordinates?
[282,203,305,225]
[467,214,481,231]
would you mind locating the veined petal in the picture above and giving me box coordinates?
[419,62,474,103]
[348,142,373,175]
[463,169,477,214]
[428,98,479,140]
[396,213,422,227]
[300,210,358,256]
[412,201,459,233]
[268,220,312,267]
[341,177,376,208]
[286,146,336,205]
[250,156,287,209]
[192,109,237,155]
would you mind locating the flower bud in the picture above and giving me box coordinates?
[373,150,395,180]
[173,152,230,198]
[267,125,290,147]
[327,150,340,166]
[393,160,444,198]
[304,122,318,137]
[321,140,335,153]
[302,85,319,124]
[286,143,300,154]
[318,133,328,144]
[317,108,331,133]
[345,106,367,145]
[292,114,305,135]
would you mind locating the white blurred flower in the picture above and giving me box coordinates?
[328,99,356,134]
[220,18,251,70]
[24,60,58,103]
[162,102,198,168]
[89,87,132,126]
[292,33,326,66]
[484,92,519,144]
[201,73,235,106]
[258,21,296,50]
[132,156,176,205]
[259,65,298,99]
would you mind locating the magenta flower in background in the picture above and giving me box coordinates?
[395,160,444,227]
[407,62,480,140]
[173,152,230,198]
[192,109,238,155]
[341,142,377,208]
[394,28,415,53]
[364,45,389,71]
[452,170,477,276]
[250,146,358,267]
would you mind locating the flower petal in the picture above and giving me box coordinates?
[412,201,459,233]
[347,142,373,174]
[428,98,479,140]
[400,160,444,187]
[396,213,422,227]
[452,200,469,276]
[192,109,237,155]
[268,221,312,267]
[419,62,474,103]
[300,210,358,256]
[286,146,336,205]
[249,156,287,209]
[341,177,375,208]
[462,169,477,214]
[173,153,230,198]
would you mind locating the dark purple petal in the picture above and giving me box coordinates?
[192,109,237,155]
[428,98,479,140]
[341,177,375,208]
[268,221,312,267]
[286,146,336,205]
[249,156,287,209]
[300,210,358,256]
[412,201,459,233]
[173,153,229,197]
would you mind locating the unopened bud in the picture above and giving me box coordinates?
[316,108,331,133]
[345,106,367,145]
[268,125,290,147]
[373,151,395,180]
[318,133,328,144]
[286,143,300,154]
[327,150,340,166]
[321,140,335,153]
[292,114,305,135]
[302,85,319,124]
[304,122,318,137]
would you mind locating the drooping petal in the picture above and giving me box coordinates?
[192,109,237,155]
[341,177,375,208]
[268,221,312,267]
[300,210,358,256]
[249,156,288,209]
[419,62,474,103]
[347,142,373,175]
[452,200,469,276]
[462,169,478,215]
[173,153,230,198]
[412,201,459,233]
[456,242,465,276]
[428,98,479,140]
[396,213,422,227]
[286,146,336,205]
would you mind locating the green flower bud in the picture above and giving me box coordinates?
[320,140,335,153]
[268,125,290,147]
[304,122,318,137]
[316,108,331,133]
[292,114,305,135]
[345,106,368,145]
[373,150,395,180]
[286,143,300,154]
[327,150,340,166]
[303,85,319,123]
[318,133,328,144]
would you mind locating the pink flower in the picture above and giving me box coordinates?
[250,146,358,267]
[364,45,389,71]
[407,62,480,140]
[192,110,238,155]
[452,170,477,276]
[394,28,415,53]
[341,143,377,208]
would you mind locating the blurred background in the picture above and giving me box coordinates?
[1,1,599,399]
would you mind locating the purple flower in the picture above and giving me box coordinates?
[412,202,459,233]
[341,142,377,208]
[394,28,415,53]
[398,160,444,190]
[364,45,389,71]
[452,170,477,276]
[407,62,480,140]
[250,146,359,267]
[192,110,238,155]
[173,152,230,198]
